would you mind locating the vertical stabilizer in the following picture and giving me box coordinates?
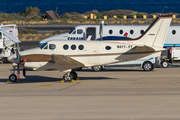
[135,15,172,47]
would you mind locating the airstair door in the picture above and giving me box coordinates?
[0,31,3,48]
[88,42,100,65]
[86,28,96,40]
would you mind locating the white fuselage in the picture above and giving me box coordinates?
[40,25,180,48]
[9,40,159,71]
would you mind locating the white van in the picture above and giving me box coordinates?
[91,57,161,72]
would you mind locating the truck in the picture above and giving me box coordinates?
[0,24,19,63]
[160,47,180,68]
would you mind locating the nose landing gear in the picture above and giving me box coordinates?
[8,74,18,83]
[8,66,20,83]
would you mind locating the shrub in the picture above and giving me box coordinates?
[18,28,38,34]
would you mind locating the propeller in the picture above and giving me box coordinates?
[15,43,21,79]
[22,59,27,77]
[99,21,104,41]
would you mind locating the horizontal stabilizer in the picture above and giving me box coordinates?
[132,45,155,52]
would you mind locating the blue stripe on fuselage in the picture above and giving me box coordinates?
[101,36,132,40]
[163,44,180,48]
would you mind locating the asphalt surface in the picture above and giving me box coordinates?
[1,64,180,120]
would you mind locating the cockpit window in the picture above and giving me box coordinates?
[69,28,76,34]
[40,43,47,49]
[49,44,56,50]
[44,45,48,49]
[77,29,83,34]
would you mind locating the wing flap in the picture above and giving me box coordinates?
[50,54,85,67]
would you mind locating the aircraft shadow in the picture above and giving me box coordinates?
[0,75,114,84]
[79,68,144,72]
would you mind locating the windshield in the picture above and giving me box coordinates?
[69,28,75,34]
[40,42,47,49]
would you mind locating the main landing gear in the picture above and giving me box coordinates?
[62,70,79,83]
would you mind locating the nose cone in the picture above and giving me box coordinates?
[8,54,16,62]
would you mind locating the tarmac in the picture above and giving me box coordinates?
[1,64,180,120]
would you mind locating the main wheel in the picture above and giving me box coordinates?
[92,66,103,72]
[63,73,73,82]
[70,71,78,80]
[161,61,168,68]
[9,74,17,82]
[142,62,153,71]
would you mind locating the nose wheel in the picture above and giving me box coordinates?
[8,74,17,82]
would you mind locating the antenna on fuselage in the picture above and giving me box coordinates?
[99,21,104,41]
[161,6,168,14]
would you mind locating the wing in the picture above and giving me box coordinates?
[50,54,85,68]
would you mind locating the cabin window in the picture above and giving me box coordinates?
[78,45,84,50]
[172,30,176,35]
[77,29,83,34]
[109,29,113,34]
[49,44,56,50]
[71,44,76,50]
[119,30,123,34]
[105,46,111,50]
[140,30,145,34]
[63,44,69,50]
[130,30,134,34]
[0,49,2,54]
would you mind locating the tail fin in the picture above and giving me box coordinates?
[135,15,172,47]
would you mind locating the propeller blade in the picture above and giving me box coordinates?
[17,63,20,79]
[22,58,27,77]
[23,68,26,77]
[99,21,104,41]
[15,43,21,79]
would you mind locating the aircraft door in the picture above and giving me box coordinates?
[88,42,100,65]
[86,28,96,40]
[0,31,3,49]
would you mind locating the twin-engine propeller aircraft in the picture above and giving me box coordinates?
[8,15,172,82]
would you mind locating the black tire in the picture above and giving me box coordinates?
[9,74,17,82]
[63,73,73,82]
[161,61,168,68]
[142,61,153,71]
[70,71,78,80]
[92,66,103,72]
